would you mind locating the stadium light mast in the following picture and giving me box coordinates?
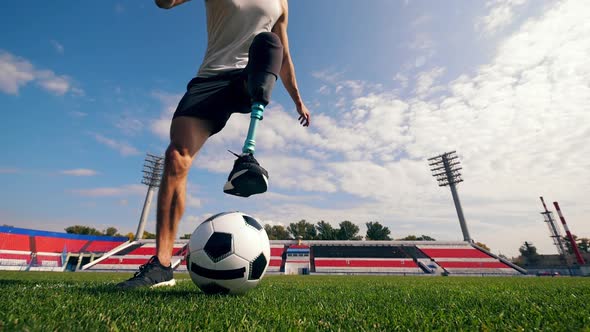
[553,201,585,266]
[428,151,472,242]
[539,197,571,265]
[135,153,164,241]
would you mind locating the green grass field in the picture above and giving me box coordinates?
[1,272,589,331]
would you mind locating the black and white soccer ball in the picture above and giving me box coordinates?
[186,211,270,295]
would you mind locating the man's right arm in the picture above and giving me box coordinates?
[155,0,191,9]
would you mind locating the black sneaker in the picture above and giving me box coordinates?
[116,256,175,289]
[223,151,269,197]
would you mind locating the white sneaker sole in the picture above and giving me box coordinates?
[151,279,176,288]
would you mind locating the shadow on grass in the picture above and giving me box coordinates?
[77,283,231,300]
[0,279,26,287]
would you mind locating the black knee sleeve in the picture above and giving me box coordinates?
[246,32,283,106]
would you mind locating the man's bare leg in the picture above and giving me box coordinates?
[156,116,213,267]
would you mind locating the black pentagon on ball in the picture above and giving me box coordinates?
[249,253,268,280]
[191,262,246,280]
[199,283,231,295]
[243,215,262,230]
[204,232,233,262]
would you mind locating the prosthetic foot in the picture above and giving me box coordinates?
[223,150,269,197]
[224,102,269,197]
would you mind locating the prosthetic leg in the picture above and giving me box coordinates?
[224,33,282,197]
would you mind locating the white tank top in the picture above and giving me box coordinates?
[197,0,282,77]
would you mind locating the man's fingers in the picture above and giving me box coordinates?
[298,115,309,126]
[298,113,310,127]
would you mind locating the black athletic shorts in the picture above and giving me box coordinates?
[172,32,283,136]
[172,69,251,135]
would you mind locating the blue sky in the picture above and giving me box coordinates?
[1,0,589,257]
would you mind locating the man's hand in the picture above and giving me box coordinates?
[297,102,311,127]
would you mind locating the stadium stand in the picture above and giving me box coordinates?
[1,226,526,276]
[417,244,521,275]
[312,243,425,274]
[268,244,286,273]
[0,226,127,271]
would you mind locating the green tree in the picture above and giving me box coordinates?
[398,235,436,241]
[562,235,589,253]
[287,220,317,240]
[519,241,540,265]
[180,234,191,240]
[578,238,590,252]
[562,235,576,254]
[264,224,291,240]
[142,231,156,240]
[316,221,337,240]
[365,221,391,240]
[65,225,102,236]
[337,220,362,240]
[417,235,436,241]
[104,227,119,237]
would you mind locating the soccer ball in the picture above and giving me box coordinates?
[186,211,270,295]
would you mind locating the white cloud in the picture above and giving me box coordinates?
[92,133,140,156]
[150,91,182,140]
[186,193,202,208]
[0,51,34,94]
[116,116,144,136]
[476,0,529,36]
[393,73,409,90]
[411,14,432,28]
[50,40,64,54]
[414,67,446,97]
[407,33,436,69]
[0,50,80,96]
[60,169,98,176]
[70,184,145,197]
[69,111,88,117]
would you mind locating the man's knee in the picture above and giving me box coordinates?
[248,32,283,76]
[164,144,193,177]
[252,32,283,51]
[247,33,284,105]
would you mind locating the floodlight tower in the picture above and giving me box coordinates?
[553,201,585,265]
[135,153,164,241]
[428,151,472,242]
[540,197,571,267]
[539,197,569,258]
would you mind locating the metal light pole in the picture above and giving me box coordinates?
[553,202,585,266]
[539,197,570,260]
[428,151,472,242]
[135,153,164,241]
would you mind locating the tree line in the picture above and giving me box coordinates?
[64,225,155,240]
[64,220,437,242]
[261,220,437,241]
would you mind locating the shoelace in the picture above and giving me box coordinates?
[228,150,240,158]
[132,258,155,278]
[227,150,257,163]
